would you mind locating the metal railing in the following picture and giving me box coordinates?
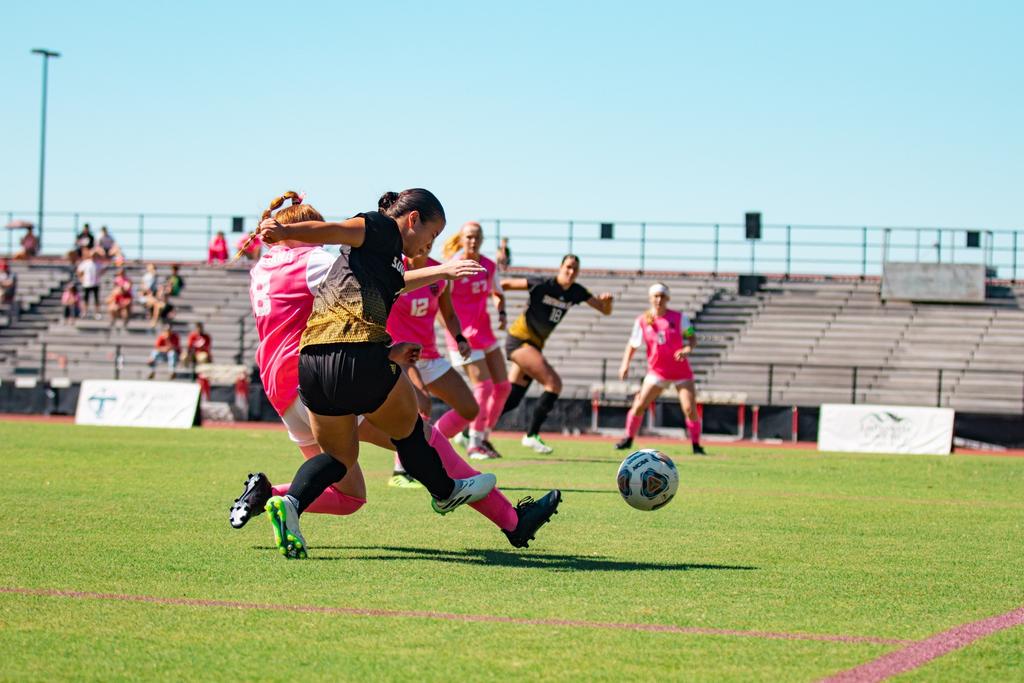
[4,209,1023,279]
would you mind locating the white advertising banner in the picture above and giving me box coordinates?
[75,380,200,429]
[818,404,955,455]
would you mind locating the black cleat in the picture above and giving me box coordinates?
[504,489,562,549]
[481,438,503,458]
[614,436,634,451]
[229,472,272,529]
[692,444,706,455]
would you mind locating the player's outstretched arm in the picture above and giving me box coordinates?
[618,344,636,380]
[587,292,614,315]
[500,277,530,291]
[257,217,367,247]
[402,259,484,292]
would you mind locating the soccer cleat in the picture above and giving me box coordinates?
[504,490,562,549]
[614,436,634,451]
[481,439,503,458]
[229,472,272,529]
[692,443,706,455]
[521,434,553,454]
[431,473,497,515]
[265,495,307,559]
[388,473,424,489]
[468,445,498,460]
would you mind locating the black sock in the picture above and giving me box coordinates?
[287,453,348,514]
[528,391,559,436]
[391,417,456,500]
[502,381,531,415]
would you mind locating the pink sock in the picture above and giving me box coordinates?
[486,380,512,431]
[272,483,366,516]
[685,418,702,446]
[428,425,518,532]
[625,410,643,438]
[435,408,470,439]
[471,380,494,434]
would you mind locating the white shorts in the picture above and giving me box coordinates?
[449,341,501,368]
[642,372,695,391]
[415,356,453,385]
[280,398,364,448]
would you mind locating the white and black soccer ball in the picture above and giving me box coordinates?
[616,448,679,511]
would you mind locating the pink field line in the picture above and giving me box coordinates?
[0,586,907,645]
[820,605,1024,682]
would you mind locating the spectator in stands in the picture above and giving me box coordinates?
[149,282,176,328]
[114,267,132,293]
[106,283,133,329]
[0,260,17,323]
[95,226,122,260]
[236,232,262,261]
[147,323,180,379]
[167,264,185,296]
[185,321,213,367]
[76,248,102,319]
[141,263,158,296]
[14,226,38,260]
[496,237,512,271]
[208,231,229,264]
[61,282,81,325]
[75,224,95,257]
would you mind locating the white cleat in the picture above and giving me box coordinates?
[521,434,554,454]
[431,473,497,515]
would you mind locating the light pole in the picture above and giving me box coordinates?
[31,48,60,250]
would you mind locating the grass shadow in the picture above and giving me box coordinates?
[499,486,619,495]
[250,544,757,572]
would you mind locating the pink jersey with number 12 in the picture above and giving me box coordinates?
[387,257,446,359]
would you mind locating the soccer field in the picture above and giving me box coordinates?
[2,421,1022,681]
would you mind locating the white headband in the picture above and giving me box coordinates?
[648,284,669,297]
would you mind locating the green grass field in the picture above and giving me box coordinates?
[1,420,1022,681]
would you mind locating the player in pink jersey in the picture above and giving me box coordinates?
[440,222,511,459]
[616,283,705,454]
[385,246,479,487]
[230,192,561,553]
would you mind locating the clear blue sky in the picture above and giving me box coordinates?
[3,0,1021,232]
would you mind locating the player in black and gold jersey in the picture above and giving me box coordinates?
[500,254,614,453]
[254,189,499,559]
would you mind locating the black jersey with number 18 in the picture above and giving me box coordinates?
[507,275,592,348]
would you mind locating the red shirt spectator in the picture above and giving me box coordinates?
[208,232,229,264]
[187,323,213,363]
[155,329,181,354]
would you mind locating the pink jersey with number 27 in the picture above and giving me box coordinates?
[387,257,446,359]
[250,245,335,415]
[444,254,499,351]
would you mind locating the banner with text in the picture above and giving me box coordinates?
[75,380,200,429]
[818,404,954,455]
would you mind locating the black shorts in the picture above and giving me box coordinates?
[298,341,401,416]
[505,334,543,360]
[83,286,100,304]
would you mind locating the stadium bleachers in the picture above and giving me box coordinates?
[1,260,1021,415]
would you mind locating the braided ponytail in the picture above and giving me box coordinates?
[262,191,322,225]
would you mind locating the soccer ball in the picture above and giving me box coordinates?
[616,448,679,511]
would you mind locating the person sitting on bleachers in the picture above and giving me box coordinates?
[106,283,133,330]
[148,283,175,328]
[14,226,38,260]
[61,283,81,325]
[74,224,95,258]
[95,226,122,260]
[208,231,229,264]
[147,323,180,379]
[140,263,158,297]
[185,321,213,367]
[0,260,17,323]
[114,267,133,293]
[166,264,185,296]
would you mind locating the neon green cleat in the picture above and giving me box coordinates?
[388,474,424,489]
[265,495,307,559]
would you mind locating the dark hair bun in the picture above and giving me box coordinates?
[378,191,400,212]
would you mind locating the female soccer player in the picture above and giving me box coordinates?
[500,255,614,453]
[255,190,559,558]
[231,193,559,552]
[615,283,704,454]
[385,244,479,484]
[441,222,510,459]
